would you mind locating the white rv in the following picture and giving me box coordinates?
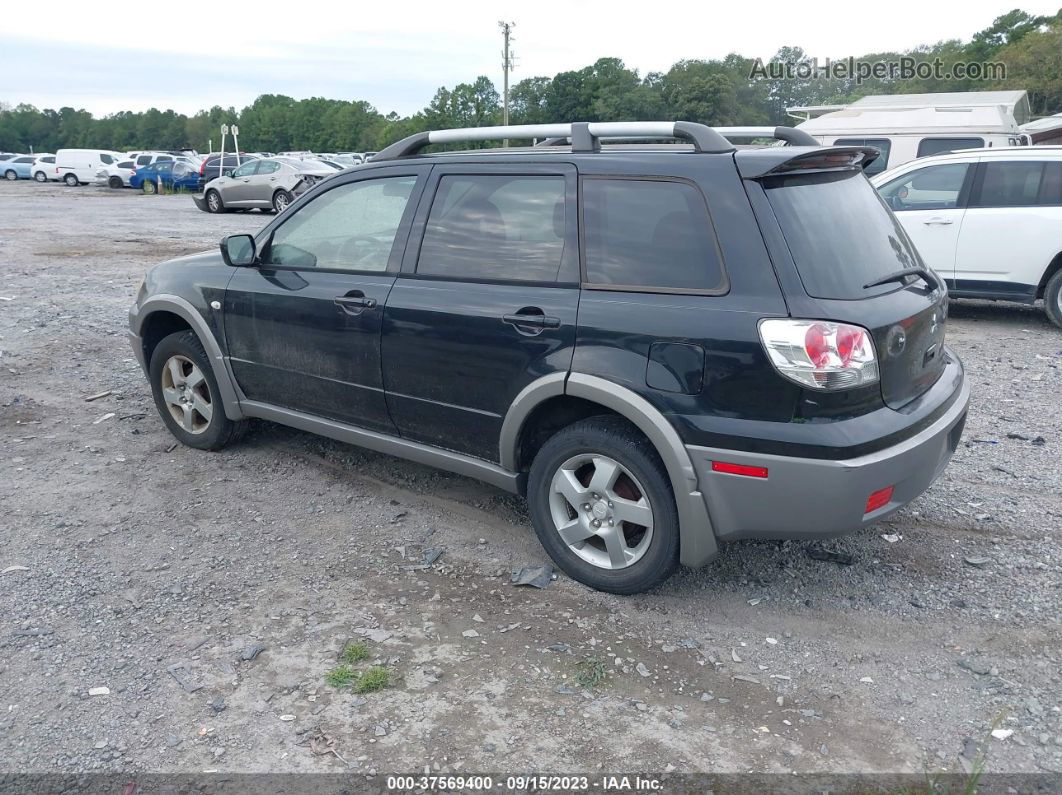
[791,91,1031,174]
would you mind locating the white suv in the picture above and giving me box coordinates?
[872,147,1062,327]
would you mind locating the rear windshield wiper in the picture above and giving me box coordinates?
[863,267,938,291]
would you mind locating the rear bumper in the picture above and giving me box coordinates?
[687,358,970,540]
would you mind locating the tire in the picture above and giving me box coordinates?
[1045,268,1062,329]
[63,173,78,187]
[108,176,123,189]
[272,189,293,213]
[527,416,680,594]
[5,169,18,181]
[143,179,158,195]
[148,330,246,451]
[33,171,47,183]
[205,189,224,214]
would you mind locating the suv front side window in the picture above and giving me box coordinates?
[262,176,417,272]
[877,163,970,211]
[581,177,726,292]
[231,161,258,178]
[417,175,567,283]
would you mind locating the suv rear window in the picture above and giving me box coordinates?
[582,178,725,292]
[765,170,923,300]
[417,175,566,282]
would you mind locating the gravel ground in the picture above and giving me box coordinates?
[1,181,1060,778]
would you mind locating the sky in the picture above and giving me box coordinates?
[2,0,1059,118]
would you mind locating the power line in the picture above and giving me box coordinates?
[499,21,516,145]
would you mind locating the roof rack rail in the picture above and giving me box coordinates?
[712,126,820,146]
[371,121,736,161]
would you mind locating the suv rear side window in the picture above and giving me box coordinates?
[973,161,1046,208]
[417,175,566,282]
[916,137,984,157]
[766,170,923,300]
[582,178,725,292]
[834,138,891,175]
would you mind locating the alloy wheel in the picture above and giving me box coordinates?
[548,453,655,570]
[160,355,213,434]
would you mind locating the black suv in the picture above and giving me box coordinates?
[129,121,969,594]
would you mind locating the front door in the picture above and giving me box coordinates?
[877,160,974,285]
[381,163,580,462]
[223,159,261,206]
[224,166,429,433]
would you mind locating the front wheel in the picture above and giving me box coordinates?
[63,173,79,187]
[205,189,225,213]
[108,176,123,189]
[34,171,48,183]
[4,169,17,181]
[272,190,293,213]
[1045,268,1062,329]
[142,179,158,195]
[527,416,680,594]
[148,331,246,451]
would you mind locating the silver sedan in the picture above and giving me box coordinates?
[195,157,341,214]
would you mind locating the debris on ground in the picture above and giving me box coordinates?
[510,565,553,588]
[84,390,113,402]
[806,546,855,566]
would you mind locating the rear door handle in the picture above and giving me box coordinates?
[502,311,561,330]
[922,217,953,225]
[334,293,377,314]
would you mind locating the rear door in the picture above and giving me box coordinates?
[954,159,1062,298]
[875,160,975,288]
[756,167,948,409]
[224,166,429,432]
[381,163,580,462]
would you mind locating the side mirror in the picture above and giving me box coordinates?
[220,234,256,267]
[222,169,233,177]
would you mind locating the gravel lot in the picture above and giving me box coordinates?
[1,181,1060,779]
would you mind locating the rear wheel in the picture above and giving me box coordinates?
[63,173,78,187]
[272,189,293,213]
[1045,268,1062,329]
[143,179,157,195]
[205,189,224,213]
[108,176,123,189]
[34,171,47,183]
[148,331,246,451]
[5,169,18,180]
[527,416,680,594]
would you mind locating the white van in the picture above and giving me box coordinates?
[797,106,1026,176]
[55,149,127,186]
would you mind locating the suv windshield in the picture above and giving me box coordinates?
[764,170,922,300]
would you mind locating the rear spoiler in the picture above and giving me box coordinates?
[735,146,880,179]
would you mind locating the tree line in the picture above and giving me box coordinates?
[1,8,1059,154]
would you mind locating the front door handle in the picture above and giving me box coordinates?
[502,308,561,333]
[922,216,954,225]
[334,292,377,314]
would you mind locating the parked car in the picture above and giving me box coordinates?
[95,159,139,188]
[129,121,968,594]
[872,147,1062,327]
[331,153,365,167]
[3,154,52,180]
[130,160,202,193]
[32,155,57,182]
[0,153,18,162]
[55,149,127,186]
[194,156,338,214]
[198,153,258,183]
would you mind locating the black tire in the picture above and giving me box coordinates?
[108,176,123,189]
[34,171,47,183]
[63,173,78,187]
[4,169,17,181]
[527,416,680,594]
[1045,268,1062,329]
[205,189,225,213]
[143,179,158,195]
[148,330,246,451]
[272,189,293,213]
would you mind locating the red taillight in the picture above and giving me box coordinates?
[804,324,830,368]
[711,461,768,479]
[865,486,894,514]
[761,319,879,391]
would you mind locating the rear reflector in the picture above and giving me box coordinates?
[865,486,895,514]
[711,461,768,478]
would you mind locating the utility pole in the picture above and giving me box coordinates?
[499,21,515,145]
